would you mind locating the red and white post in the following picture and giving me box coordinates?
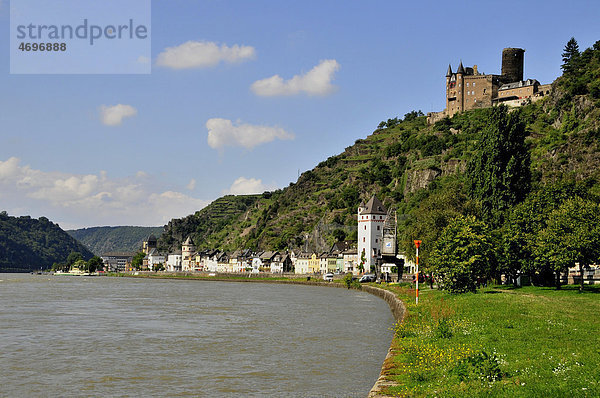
[414,240,421,305]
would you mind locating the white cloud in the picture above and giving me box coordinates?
[156,40,256,70]
[100,104,137,126]
[206,118,294,151]
[251,59,340,96]
[224,177,277,195]
[186,178,196,190]
[0,157,210,228]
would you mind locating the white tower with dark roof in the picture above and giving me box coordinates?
[357,195,387,273]
[181,236,196,271]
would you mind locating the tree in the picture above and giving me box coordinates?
[87,256,103,273]
[359,249,366,273]
[466,106,530,228]
[429,215,496,293]
[332,229,347,242]
[66,251,83,266]
[561,37,580,74]
[132,251,145,270]
[73,259,87,271]
[534,197,600,292]
[502,182,590,286]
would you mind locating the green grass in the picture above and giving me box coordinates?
[380,284,600,397]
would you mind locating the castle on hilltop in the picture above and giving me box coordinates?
[427,48,552,124]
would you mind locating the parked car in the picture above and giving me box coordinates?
[323,272,334,282]
[359,274,376,283]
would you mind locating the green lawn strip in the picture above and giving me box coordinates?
[379,284,600,397]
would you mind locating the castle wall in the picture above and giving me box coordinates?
[462,75,495,111]
[498,85,535,101]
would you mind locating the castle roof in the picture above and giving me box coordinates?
[457,61,465,74]
[183,236,195,246]
[146,235,157,242]
[360,195,387,215]
[498,79,539,91]
[446,64,453,77]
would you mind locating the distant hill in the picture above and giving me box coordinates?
[0,212,94,272]
[67,226,164,255]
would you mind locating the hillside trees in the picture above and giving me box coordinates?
[561,37,580,74]
[0,214,93,272]
[466,106,531,229]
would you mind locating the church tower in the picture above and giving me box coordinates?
[181,236,196,271]
[357,195,387,273]
[142,235,157,255]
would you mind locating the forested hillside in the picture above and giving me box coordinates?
[158,194,261,251]
[68,226,164,255]
[0,212,94,272]
[159,39,600,285]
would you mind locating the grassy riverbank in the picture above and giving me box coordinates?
[379,284,600,397]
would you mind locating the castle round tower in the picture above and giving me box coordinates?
[501,48,525,83]
[357,195,387,274]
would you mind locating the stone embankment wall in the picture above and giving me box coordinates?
[362,286,406,398]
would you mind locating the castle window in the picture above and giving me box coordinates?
[466,82,469,87]
[363,237,365,242]
[377,226,380,230]
[364,225,366,230]
[473,82,476,87]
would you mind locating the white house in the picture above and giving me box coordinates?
[343,249,358,275]
[147,249,166,271]
[295,253,310,274]
[166,251,182,272]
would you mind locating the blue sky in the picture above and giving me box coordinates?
[1,0,599,229]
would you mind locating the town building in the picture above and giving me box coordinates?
[166,251,182,272]
[101,252,134,272]
[147,248,166,271]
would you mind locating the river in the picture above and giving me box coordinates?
[0,274,393,397]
